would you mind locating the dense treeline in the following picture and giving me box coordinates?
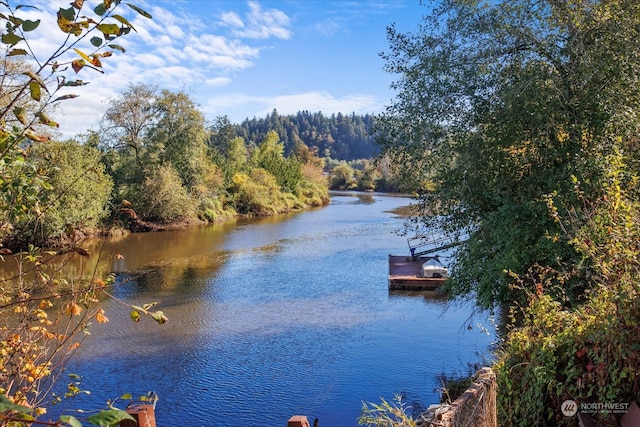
[235,109,378,161]
[233,110,406,193]
[2,85,332,250]
[2,80,408,250]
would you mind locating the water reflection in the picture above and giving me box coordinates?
[388,289,450,305]
[20,194,494,427]
[328,191,377,205]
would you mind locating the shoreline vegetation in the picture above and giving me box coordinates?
[44,185,333,250]
[1,101,411,252]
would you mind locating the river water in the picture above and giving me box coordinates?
[44,193,494,426]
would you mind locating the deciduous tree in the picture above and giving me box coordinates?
[12,140,114,246]
[146,89,210,192]
[0,3,160,426]
[377,0,640,308]
[100,83,160,163]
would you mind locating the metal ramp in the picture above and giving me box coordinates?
[407,230,465,260]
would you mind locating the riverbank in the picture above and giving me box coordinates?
[2,188,332,253]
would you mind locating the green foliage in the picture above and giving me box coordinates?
[208,116,238,160]
[0,0,150,244]
[359,394,419,427]
[231,169,282,216]
[10,141,113,245]
[495,152,640,426]
[222,136,248,183]
[327,159,389,192]
[380,1,640,423]
[377,0,640,308]
[328,162,357,190]
[98,88,330,226]
[132,164,196,222]
[100,83,160,162]
[251,130,304,193]
[0,141,51,241]
[100,85,227,223]
[297,172,330,208]
[197,196,230,223]
[0,393,141,427]
[235,110,378,161]
[146,89,211,191]
[87,409,135,427]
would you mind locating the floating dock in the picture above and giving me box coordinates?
[388,255,447,290]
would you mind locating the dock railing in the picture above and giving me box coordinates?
[407,231,466,259]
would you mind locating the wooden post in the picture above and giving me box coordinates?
[287,415,310,427]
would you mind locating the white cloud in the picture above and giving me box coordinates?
[10,1,285,137]
[220,11,244,30]
[7,1,388,138]
[205,77,232,87]
[314,20,343,38]
[134,53,166,68]
[52,80,116,138]
[222,1,292,40]
[184,34,258,69]
[265,92,380,116]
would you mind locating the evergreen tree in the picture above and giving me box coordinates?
[235,110,378,161]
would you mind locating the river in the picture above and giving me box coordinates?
[43,192,495,426]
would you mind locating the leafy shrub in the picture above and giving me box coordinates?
[11,141,113,245]
[133,164,196,222]
[231,169,280,215]
[328,162,357,190]
[495,153,640,426]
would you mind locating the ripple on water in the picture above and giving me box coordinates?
[51,194,494,427]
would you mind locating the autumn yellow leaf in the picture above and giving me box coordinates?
[68,342,80,351]
[67,302,83,316]
[95,308,109,323]
[38,300,53,309]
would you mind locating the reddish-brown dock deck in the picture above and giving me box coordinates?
[388,255,446,290]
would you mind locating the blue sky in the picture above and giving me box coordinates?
[17,1,428,138]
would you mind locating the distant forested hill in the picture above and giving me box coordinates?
[234,109,378,161]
